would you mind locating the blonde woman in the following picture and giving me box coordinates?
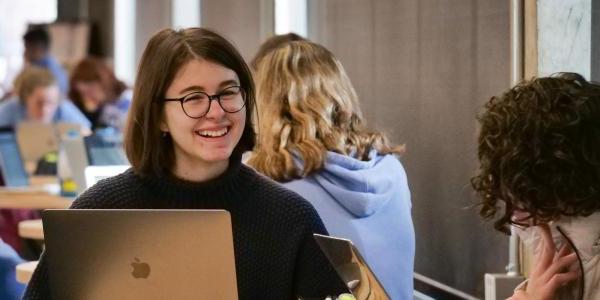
[249,41,414,299]
[0,67,90,129]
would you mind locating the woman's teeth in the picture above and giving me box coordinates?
[198,128,228,137]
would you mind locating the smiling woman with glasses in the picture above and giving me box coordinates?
[23,28,347,300]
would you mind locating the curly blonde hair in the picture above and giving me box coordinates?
[248,41,404,182]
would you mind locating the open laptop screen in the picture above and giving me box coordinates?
[0,128,29,187]
[84,165,130,189]
[314,234,390,300]
[84,134,128,166]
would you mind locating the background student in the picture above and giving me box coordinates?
[249,40,415,299]
[69,57,131,131]
[22,27,69,96]
[0,67,90,129]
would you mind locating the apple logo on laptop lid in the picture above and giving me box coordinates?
[130,257,151,279]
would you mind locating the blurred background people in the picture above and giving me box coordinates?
[68,57,130,131]
[22,27,68,96]
[0,66,90,128]
[249,40,415,299]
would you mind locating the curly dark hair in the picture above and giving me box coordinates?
[472,72,600,234]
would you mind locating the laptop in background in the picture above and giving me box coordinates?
[16,122,82,163]
[84,134,128,166]
[314,234,391,300]
[56,122,83,137]
[42,209,238,300]
[63,133,130,194]
[0,127,30,187]
[61,135,89,194]
[84,165,129,189]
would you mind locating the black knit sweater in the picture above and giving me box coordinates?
[23,159,347,299]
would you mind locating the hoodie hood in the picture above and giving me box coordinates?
[308,150,404,218]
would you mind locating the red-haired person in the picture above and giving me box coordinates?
[69,57,131,131]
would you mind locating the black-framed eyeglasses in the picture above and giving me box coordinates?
[164,85,246,119]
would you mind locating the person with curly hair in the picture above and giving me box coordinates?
[472,73,600,300]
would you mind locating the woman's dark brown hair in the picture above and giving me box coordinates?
[124,27,256,176]
[472,72,600,234]
[68,57,126,106]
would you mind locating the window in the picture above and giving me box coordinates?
[0,0,57,95]
[172,0,201,29]
[275,0,307,37]
[114,0,136,86]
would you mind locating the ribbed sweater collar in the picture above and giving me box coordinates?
[137,155,256,204]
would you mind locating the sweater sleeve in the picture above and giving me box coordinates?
[21,251,50,299]
[293,208,348,299]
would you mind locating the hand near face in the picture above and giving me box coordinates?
[509,224,580,300]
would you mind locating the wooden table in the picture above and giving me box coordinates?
[0,176,73,209]
[0,189,72,209]
[19,219,44,240]
[16,261,38,284]
[28,175,58,187]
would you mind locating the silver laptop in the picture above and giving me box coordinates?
[62,134,130,194]
[61,135,88,194]
[16,121,82,163]
[314,234,390,300]
[42,209,238,300]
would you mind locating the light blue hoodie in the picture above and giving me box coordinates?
[283,151,415,300]
[0,240,25,300]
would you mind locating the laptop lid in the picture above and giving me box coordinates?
[314,234,391,300]
[55,122,82,137]
[0,127,29,187]
[16,122,58,163]
[61,135,89,194]
[42,209,238,300]
[83,134,128,166]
